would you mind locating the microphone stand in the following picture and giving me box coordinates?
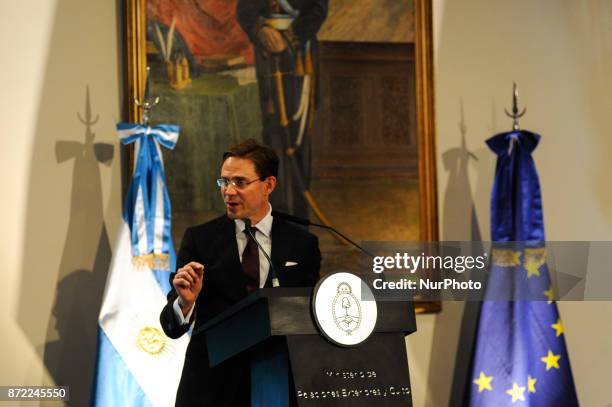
[272,211,375,258]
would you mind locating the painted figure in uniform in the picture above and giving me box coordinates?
[237,0,328,219]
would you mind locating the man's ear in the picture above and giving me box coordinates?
[264,176,277,195]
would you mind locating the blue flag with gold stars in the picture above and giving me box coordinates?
[468,131,579,406]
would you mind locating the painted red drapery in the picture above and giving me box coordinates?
[147,0,254,64]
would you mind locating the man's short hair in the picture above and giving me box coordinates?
[222,138,279,179]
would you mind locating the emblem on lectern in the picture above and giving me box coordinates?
[332,282,362,335]
[312,272,378,347]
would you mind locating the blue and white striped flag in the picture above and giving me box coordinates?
[93,123,188,407]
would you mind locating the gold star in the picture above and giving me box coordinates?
[511,251,521,266]
[473,371,493,392]
[524,248,545,277]
[528,375,537,393]
[540,350,561,370]
[492,249,521,267]
[506,382,526,403]
[551,319,564,337]
[524,261,541,277]
[543,286,555,304]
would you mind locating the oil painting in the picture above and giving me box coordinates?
[126,0,438,312]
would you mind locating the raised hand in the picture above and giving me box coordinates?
[172,261,204,315]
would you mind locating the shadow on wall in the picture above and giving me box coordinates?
[44,87,114,405]
[441,98,481,242]
[15,0,124,403]
[423,98,495,407]
[20,86,114,406]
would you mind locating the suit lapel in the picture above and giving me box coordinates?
[217,216,245,297]
[270,219,289,283]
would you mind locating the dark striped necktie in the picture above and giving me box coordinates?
[242,227,259,293]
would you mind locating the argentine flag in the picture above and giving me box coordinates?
[93,124,189,406]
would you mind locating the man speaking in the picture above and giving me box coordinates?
[159,139,321,406]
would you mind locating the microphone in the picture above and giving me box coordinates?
[271,210,375,258]
[244,218,280,288]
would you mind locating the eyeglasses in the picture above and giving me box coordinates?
[216,177,262,190]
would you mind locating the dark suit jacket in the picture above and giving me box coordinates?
[160,215,321,406]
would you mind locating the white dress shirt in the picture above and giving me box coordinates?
[173,205,274,325]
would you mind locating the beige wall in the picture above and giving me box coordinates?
[2,1,611,406]
[0,0,122,405]
[408,0,612,406]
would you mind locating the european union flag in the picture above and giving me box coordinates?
[468,131,579,406]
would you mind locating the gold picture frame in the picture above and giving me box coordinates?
[123,0,440,314]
